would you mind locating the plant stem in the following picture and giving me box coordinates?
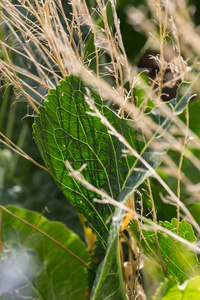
[157,0,168,102]
[147,178,167,276]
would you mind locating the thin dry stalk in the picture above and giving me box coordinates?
[0,132,49,173]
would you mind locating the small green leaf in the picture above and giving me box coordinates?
[153,276,200,300]
[129,218,200,283]
[151,82,191,138]
[170,82,191,115]
[0,206,89,300]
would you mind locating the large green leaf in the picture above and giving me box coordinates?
[0,205,89,300]
[153,276,200,300]
[33,75,144,246]
[129,218,200,284]
[33,75,191,298]
[33,76,190,244]
[32,75,163,299]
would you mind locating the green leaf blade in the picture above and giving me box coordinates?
[129,218,200,284]
[33,76,191,299]
[153,276,200,300]
[171,82,191,115]
[90,208,127,300]
[33,75,140,244]
[0,205,89,300]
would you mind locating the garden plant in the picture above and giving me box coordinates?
[0,0,200,299]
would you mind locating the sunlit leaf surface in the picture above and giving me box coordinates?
[33,75,145,245]
[33,76,191,299]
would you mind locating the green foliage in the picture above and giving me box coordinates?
[152,82,192,136]
[32,75,195,298]
[169,82,191,115]
[0,205,88,300]
[33,75,145,246]
[90,208,127,299]
[31,74,199,298]
[1,1,200,298]
[188,97,200,137]
[32,75,159,297]
[129,218,200,283]
[1,166,84,240]
[153,276,200,300]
